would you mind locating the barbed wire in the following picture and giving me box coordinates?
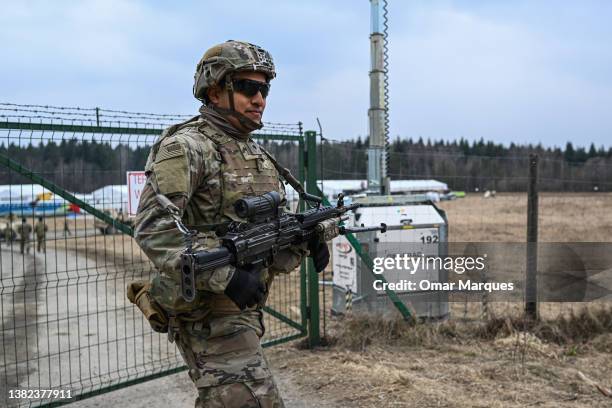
[0,114,97,123]
[98,113,191,122]
[1,102,303,132]
[0,115,169,130]
[0,102,96,111]
[98,108,192,118]
[0,107,97,118]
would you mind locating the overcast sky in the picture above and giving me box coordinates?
[2,0,611,148]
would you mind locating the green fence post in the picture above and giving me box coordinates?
[305,130,320,347]
[298,134,308,335]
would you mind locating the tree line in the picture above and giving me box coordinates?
[0,140,149,193]
[309,137,611,192]
[0,137,610,193]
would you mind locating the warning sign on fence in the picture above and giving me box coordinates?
[127,171,146,216]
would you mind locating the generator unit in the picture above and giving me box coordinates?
[332,194,449,319]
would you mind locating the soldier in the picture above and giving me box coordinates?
[4,212,15,242]
[4,222,12,243]
[18,217,32,254]
[133,41,329,407]
[35,216,48,253]
[63,218,71,236]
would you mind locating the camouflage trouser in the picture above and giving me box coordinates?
[195,377,284,407]
[172,316,284,408]
[19,239,30,254]
[37,238,45,253]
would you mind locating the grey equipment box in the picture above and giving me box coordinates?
[331,194,449,319]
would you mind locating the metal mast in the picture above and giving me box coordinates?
[367,0,390,194]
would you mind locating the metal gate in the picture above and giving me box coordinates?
[0,103,319,407]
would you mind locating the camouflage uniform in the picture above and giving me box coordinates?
[18,221,32,254]
[134,41,304,408]
[4,224,12,242]
[35,219,48,253]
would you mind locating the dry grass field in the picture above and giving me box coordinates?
[267,192,612,407]
[268,311,612,407]
[437,192,612,242]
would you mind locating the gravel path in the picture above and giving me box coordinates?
[67,362,331,408]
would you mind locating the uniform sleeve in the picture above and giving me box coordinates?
[133,129,234,294]
[268,242,308,274]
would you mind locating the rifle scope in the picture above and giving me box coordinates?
[234,191,281,221]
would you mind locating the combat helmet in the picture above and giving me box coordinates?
[193,40,275,132]
[193,40,275,102]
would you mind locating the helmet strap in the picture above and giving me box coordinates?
[212,106,263,132]
[219,73,264,132]
[225,73,236,112]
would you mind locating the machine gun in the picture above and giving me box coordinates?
[178,192,386,302]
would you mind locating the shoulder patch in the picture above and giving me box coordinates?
[156,142,185,163]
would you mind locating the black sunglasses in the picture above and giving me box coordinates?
[232,79,270,98]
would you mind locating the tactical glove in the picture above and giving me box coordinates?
[308,238,330,273]
[224,265,266,310]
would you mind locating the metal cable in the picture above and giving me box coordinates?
[382,0,391,178]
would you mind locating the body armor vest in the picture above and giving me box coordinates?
[145,117,287,317]
[202,123,283,223]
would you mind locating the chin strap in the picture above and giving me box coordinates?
[212,105,263,132]
[217,73,263,132]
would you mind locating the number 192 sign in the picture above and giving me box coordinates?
[127,171,147,216]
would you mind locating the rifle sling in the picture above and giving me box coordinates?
[259,148,306,196]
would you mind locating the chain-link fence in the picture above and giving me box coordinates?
[0,103,311,407]
[314,137,612,324]
[4,102,610,404]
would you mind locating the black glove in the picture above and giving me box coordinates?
[224,265,266,310]
[308,238,330,273]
